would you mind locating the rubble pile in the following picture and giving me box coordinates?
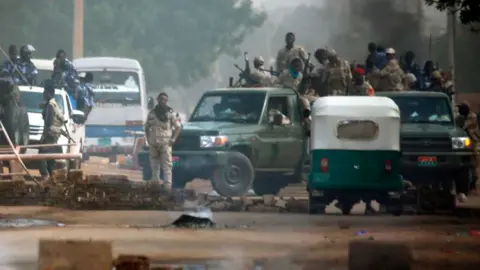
[0,169,310,212]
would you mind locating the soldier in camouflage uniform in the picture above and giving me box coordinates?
[275,32,308,73]
[249,56,272,86]
[324,50,352,96]
[350,67,374,96]
[145,92,181,189]
[457,102,480,200]
[39,79,65,182]
[373,48,404,92]
[274,57,303,91]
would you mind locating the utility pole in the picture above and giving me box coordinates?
[446,3,457,103]
[73,0,84,59]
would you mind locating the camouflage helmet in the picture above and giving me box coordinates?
[21,44,35,53]
[253,56,264,65]
[386,48,396,54]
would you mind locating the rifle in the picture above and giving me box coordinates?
[298,53,312,95]
[232,52,253,87]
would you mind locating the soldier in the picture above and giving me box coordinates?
[457,102,480,199]
[16,44,38,85]
[52,49,78,94]
[145,92,181,189]
[373,48,404,92]
[39,79,65,182]
[78,72,95,119]
[274,57,303,91]
[249,56,272,86]
[275,32,308,73]
[403,73,417,90]
[324,49,352,96]
[268,101,291,125]
[350,67,374,96]
[1,45,19,77]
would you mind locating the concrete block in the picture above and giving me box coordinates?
[38,239,113,270]
[348,239,413,270]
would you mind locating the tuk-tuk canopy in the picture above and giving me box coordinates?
[310,96,400,151]
[311,96,400,118]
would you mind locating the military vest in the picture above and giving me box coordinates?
[46,99,65,136]
[325,60,350,93]
[146,109,175,145]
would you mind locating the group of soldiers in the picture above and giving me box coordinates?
[1,44,95,117]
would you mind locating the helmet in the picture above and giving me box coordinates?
[253,56,264,65]
[386,48,395,54]
[21,44,36,53]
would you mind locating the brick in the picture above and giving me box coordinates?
[68,169,85,184]
[348,240,413,270]
[38,239,113,270]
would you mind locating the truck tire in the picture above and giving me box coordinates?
[211,152,254,197]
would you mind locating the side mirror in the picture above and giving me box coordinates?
[147,97,155,110]
[71,109,86,124]
[303,109,311,118]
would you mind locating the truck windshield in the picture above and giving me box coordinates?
[20,92,65,114]
[389,96,453,125]
[190,92,266,123]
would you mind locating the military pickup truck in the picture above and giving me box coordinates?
[377,91,474,211]
[138,87,309,197]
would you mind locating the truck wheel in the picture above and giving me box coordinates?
[211,152,254,197]
[386,200,403,216]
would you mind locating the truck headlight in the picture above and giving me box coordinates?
[452,137,471,149]
[200,136,228,148]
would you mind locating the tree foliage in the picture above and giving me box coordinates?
[0,0,266,90]
[425,0,480,25]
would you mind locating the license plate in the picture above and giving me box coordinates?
[172,156,179,167]
[418,156,437,167]
[98,138,112,146]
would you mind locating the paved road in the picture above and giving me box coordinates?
[0,207,479,269]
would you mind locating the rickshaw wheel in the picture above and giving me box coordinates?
[308,192,327,215]
[341,203,354,215]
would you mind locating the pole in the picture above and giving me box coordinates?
[73,0,84,59]
[447,4,456,104]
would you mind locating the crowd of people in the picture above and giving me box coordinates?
[244,32,454,106]
[0,44,95,117]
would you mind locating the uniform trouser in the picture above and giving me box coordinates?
[39,134,61,177]
[149,143,172,184]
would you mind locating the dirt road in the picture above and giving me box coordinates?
[0,206,479,269]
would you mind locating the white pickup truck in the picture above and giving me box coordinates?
[19,86,86,169]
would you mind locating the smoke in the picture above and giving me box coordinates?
[329,0,430,63]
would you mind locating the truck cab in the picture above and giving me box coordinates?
[20,86,86,168]
[138,87,309,197]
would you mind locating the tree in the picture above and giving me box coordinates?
[425,0,480,26]
[0,0,266,90]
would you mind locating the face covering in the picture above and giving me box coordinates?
[289,67,299,79]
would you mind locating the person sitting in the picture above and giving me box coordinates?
[16,45,38,85]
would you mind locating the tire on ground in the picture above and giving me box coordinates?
[348,240,413,270]
[211,151,254,197]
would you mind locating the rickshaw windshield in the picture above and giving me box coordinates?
[389,96,453,125]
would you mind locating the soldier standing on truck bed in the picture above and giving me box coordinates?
[39,79,65,183]
[324,49,352,96]
[249,56,272,86]
[372,48,404,92]
[275,32,308,73]
[145,92,181,190]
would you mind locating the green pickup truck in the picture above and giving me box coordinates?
[138,87,310,197]
[377,91,475,210]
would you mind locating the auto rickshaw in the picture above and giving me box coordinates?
[307,96,404,215]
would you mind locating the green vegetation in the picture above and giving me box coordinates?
[0,0,266,90]
[425,0,480,26]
